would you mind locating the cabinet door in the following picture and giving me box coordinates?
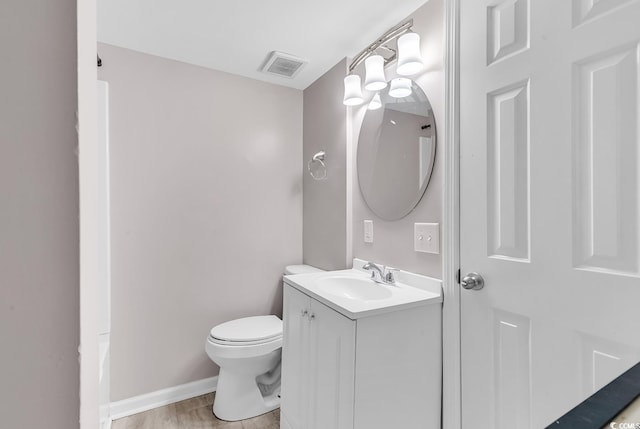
[281,286,310,429]
[308,300,356,429]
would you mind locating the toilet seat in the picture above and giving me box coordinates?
[208,335,282,347]
[206,334,282,359]
[209,315,282,344]
[206,315,283,360]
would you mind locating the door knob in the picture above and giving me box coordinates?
[461,272,484,290]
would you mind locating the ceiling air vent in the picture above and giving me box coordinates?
[261,51,308,79]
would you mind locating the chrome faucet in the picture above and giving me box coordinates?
[362,262,397,285]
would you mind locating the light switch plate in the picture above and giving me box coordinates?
[414,223,439,254]
[364,220,374,243]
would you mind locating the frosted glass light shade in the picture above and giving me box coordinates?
[364,55,387,91]
[396,32,424,76]
[389,78,412,98]
[343,74,364,106]
[368,93,382,110]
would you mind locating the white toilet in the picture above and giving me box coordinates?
[205,264,322,421]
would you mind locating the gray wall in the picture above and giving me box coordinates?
[302,0,443,278]
[351,0,444,278]
[303,60,349,270]
[98,44,303,401]
[0,1,80,428]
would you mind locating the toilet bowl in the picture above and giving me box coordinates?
[205,264,323,421]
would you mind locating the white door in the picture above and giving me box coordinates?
[460,1,640,427]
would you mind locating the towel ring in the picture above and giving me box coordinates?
[308,151,327,180]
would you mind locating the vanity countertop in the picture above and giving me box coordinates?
[283,259,442,320]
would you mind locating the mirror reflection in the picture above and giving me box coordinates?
[357,81,436,220]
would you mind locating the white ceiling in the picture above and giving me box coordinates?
[97,0,429,90]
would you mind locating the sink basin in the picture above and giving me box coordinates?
[316,275,392,301]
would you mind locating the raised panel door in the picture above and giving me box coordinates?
[460,0,640,427]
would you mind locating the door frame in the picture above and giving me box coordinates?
[77,0,463,427]
[442,0,462,428]
[78,0,100,427]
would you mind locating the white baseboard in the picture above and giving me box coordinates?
[109,376,218,420]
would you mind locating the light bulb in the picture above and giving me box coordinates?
[364,55,387,91]
[396,32,424,76]
[343,74,364,106]
[389,78,412,98]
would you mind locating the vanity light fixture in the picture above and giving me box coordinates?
[343,19,424,106]
[368,93,382,110]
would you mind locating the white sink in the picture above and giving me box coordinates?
[283,259,442,319]
[316,276,392,301]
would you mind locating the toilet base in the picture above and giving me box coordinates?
[213,366,281,421]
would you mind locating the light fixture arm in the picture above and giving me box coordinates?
[348,19,413,74]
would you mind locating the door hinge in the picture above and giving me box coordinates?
[456,269,461,284]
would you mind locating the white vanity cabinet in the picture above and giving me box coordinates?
[280,277,442,429]
[281,285,356,429]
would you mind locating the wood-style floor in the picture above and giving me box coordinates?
[111,393,280,429]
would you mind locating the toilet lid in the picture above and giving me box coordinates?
[210,315,282,343]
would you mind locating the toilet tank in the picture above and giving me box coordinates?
[284,265,324,275]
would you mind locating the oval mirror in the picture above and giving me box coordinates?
[357,81,436,220]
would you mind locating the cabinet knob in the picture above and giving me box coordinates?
[309,313,315,321]
[301,309,308,318]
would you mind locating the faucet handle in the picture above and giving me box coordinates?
[384,267,400,284]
